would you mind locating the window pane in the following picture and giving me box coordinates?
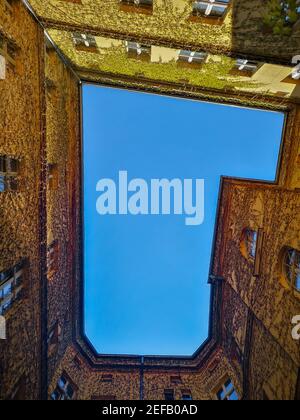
[0,156,6,173]
[0,176,5,192]
[8,158,19,173]
[217,389,226,400]
[224,380,233,392]
[210,5,227,17]
[228,390,239,401]
[66,384,74,399]
[3,282,12,297]
[58,377,67,389]
[295,272,300,291]
[193,2,207,15]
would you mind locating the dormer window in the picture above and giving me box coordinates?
[235,59,258,75]
[192,0,230,19]
[126,41,151,61]
[72,33,98,52]
[178,50,207,67]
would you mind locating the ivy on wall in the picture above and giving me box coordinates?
[264,0,300,35]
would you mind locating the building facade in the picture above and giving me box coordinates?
[0,0,299,400]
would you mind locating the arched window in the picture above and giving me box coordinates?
[282,248,300,292]
[240,228,258,260]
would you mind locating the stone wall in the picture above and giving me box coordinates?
[45,43,80,383]
[0,0,45,399]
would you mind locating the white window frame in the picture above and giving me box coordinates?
[236,59,258,74]
[178,50,207,64]
[72,33,97,49]
[125,41,151,57]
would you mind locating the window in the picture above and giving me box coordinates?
[235,59,258,75]
[164,389,175,400]
[0,155,20,192]
[0,34,17,70]
[48,163,58,191]
[177,50,207,66]
[170,375,182,385]
[217,379,239,400]
[0,260,25,315]
[192,0,230,18]
[101,374,113,383]
[51,373,76,400]
[47,241,59,279]
[120,0,153,11]
[72,33,98,52]
[181,390,193,400]
[240,228,258,260]
[48,321,61,354]
[282,248,300,292]
[125,41,151,61]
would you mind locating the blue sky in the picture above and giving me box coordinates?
[83,84,284,356]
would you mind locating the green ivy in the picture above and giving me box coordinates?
[264,0,300,35]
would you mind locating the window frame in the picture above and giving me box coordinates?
[0,33,17,68]
[282,247,300,293]
[0,260,25,315]
[120,0,153,14]
[240,228,258,261]
[125,41,151,61]
[47,240,59,280]
[177,50,208,68]
[192,0,230,21]
[51,372,77,400]
[216,378,239,401]
[181,389,193,400]
[0,155,20,192]
[164,389,175,400]
[233,59,259,77]
[47,163,58,191]
[72,32,98,53]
